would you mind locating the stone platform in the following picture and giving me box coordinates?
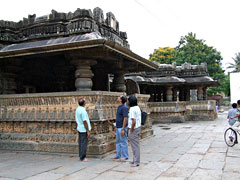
[0,111,239,180]
[148,100,217,124]
[0,91,152,157]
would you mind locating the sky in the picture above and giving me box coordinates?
[1,0,240,70]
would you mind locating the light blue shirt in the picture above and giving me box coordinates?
[75,106,91,133]
[228,108,238,126]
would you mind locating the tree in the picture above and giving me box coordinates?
[149,47,177,64]
[175,33,223,78]
[227,52,240,72]
[149,32,226,95]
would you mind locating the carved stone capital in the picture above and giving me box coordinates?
[112,70,126,92]
[71,59,97,91]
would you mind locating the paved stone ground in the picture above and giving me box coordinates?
[1,111,240,180]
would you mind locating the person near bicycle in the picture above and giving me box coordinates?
[230,100,240,143]
[228,103,238,126]
[227,103,238,142]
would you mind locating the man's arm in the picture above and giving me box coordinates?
[231,113,240,119]
[121,116,128,136]
[130,118,136,133]
[83,120,90,137]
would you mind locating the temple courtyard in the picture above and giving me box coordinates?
[0,110,240,180]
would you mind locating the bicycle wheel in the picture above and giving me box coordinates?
[224,128,237,147]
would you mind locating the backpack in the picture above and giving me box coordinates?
[141,111,147,125]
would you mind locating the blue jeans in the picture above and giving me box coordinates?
[115,127,128,159]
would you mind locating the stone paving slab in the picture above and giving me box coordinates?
[1,111,240,180]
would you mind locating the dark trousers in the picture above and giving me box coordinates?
[78,132,88,160]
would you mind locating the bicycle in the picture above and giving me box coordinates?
[224,127,239,147]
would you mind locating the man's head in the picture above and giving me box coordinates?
[237,100,240,106]
[128,95,138,107]
[117,95,127,105]
[78,98,86,107]
[232,103,237,108]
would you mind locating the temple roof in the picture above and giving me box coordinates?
[0,32,158,71]
[125,63,218,87]
[0,32,102,52]
[125,76,185,85]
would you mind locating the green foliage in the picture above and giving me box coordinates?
[149,32,226,95]
[175,33,223,77]
[227,52,240,72]
[149,47,177,64]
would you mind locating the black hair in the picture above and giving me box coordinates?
[78,98,85,106]
[232,103,237,108]
[237,100,240,105]
[120,96,127,104]
[128,95,138,107]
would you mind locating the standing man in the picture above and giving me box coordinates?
[128,95,141,167]
[75,98,91,162]
[113,95,129,161]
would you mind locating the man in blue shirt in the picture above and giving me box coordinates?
[113,95,128,160]
[75,98,91,162]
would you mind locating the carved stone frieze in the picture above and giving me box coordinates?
[0,7,129,49]
[0,92,152,156]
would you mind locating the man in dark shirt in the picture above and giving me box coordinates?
[113,95,128,160]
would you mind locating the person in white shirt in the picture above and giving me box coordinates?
[127,95,141,167]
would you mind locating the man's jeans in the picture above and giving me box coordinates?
[115,127,128,159]
[78,132,88,161]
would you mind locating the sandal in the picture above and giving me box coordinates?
[131,164,139,167]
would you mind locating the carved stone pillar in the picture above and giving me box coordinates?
[197,86,204,100]
[112,70,126,92]
[71,60,97,91]
[0,59,22,94]
[173,88,178,101]
[203,87,207,100]
[179,88,185,101]
[166,86,173,102]
[185,87,190,101]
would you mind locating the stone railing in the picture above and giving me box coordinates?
[185,100,217,121]
[148,100,217,123]
[0,91,152,156]
[148,101,186,123]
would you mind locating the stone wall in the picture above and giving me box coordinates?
[185,100,217,121]
[148,102,186,123]
[0,91,152,157]
[148,100,217,124]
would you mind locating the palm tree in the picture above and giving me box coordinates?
[227,53,240,72]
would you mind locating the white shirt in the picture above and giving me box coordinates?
[128,106,141,129]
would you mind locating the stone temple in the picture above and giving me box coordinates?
[0,7,217,156]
